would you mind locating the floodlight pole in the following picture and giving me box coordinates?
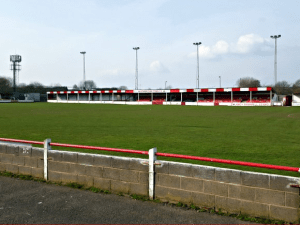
[270,35,281,86]
[133,47,140,90]
[80,51,86,90]
[165,81,167,89]
[219,76,221,88]
[193,42,201,89]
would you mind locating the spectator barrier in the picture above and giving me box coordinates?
[0,137,299,222]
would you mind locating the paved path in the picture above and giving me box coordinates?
[0,176,254,224]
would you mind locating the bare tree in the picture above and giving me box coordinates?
[293,79,300,93]
[236,77,261,87]
[79,80,97,90]
[274,81,292,95]
[119,86,127,90]
[0,77,12,95]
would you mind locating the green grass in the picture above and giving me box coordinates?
[0,103,300,177]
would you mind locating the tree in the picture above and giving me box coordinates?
[0,77,13,95]
[274,81,292,95]
[119,86,127,90]
[79,80,97,90]
[236,77,261,87]
[293,79,300,93]
[72,84,79,90]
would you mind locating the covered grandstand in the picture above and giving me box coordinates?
[47,87,274,106]
[292,93,300,106]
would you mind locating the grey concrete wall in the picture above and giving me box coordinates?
[155,161,300,223]
[0,143,299,223]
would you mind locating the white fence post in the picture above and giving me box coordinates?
[149,147,157,200]
[44,138,51,180]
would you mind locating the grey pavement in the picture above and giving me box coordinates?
[0,176,254,224]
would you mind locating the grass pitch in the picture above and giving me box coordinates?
[0,103,299,176]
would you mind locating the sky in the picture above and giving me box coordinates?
[0,0,299,89]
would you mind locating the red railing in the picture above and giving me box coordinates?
[0,138,299,172]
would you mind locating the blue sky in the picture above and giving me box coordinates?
[0,0,299,89]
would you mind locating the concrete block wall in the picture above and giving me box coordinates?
[155,161,300,223]
[0,144,149,196]
[0,143,299,222]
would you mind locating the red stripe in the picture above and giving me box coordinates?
[93,91,97,93]
[232,88,240,92]
[249,87,258,91]
[50,91,53,94]
[0,137,298,172]
[170,89,180,93]
[0,138,43,145]
[109,90,113,93]
[85,91,89,94]
[50,142,148,155]
[201,89,208,92]
[71,91,75,94]
[57,91,60,94]
[64,91,67,94]
[78,91,82,94]
[101,90,105,93]
[155,152,299,172]
[126,90,134,93]
[117,90,121,93]
[267,87,272,91]
[216,88,224,92]
[186,89,194,93]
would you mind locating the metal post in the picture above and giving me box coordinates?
[181,92,182,102]
[193,42,201,88]
[44,138,51,180]
[213,92,215,102]
[149,147,157,200]
[250,91,252,102]
[133,47,140,90]
[219,76,221,88]
[165,81,167,89]
[231,91,233,103]
[80,51,86,90]
[270,35,281,86]
[166,92,167,102]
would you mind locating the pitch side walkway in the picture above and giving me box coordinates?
[0,176,255,224]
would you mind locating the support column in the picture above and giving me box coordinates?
[149,147,157,200]
[231,91,233,103]
[151,93,153,102]
[44,139,51,180]
[166,92,167,102]
[181,93,182,102]
[112,93,114,102]
[89,92,91,102]
[77,93,79,102]
[197,92,198,102]
[213,92,215,102]
[250,91,252,102]
[138,93,139,101]
[100,93,102,102]
[67,92,68,102]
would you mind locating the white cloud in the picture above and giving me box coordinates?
[234,34,266,54]
[189,34,271,59]
[150,60,170,73]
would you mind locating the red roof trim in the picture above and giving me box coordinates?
[125,90,134,93]
[71,91,75,94]
[117,90,121,93]
[232,88,240,92]
[170,89,180,93]
[186,89,194,92]
[201,89,208,92]
[249,87,258,91]
[216,88,224,92]
[93,91,97,93]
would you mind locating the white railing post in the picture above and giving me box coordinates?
[44,138,51,180]
[149,147,157,200]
